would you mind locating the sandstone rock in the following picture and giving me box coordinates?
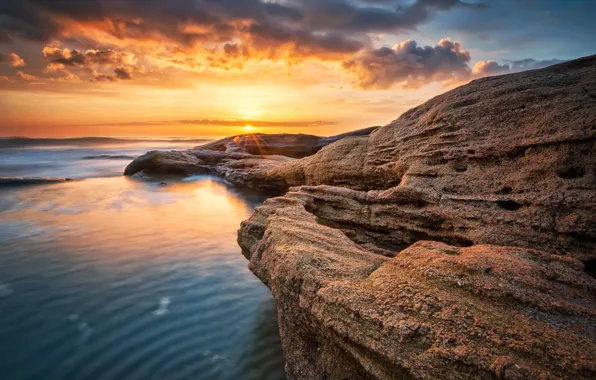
[266,55,596,262]
[237,55,596,379]
[238,190,596,380]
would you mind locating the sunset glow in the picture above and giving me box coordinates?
[0,1,593,137]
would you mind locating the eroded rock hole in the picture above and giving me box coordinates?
[454,161,468,173]
[556,166,585,179]
[496,200,522,211]
[583,260,596,280]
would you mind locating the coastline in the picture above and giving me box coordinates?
[124,56,596,380]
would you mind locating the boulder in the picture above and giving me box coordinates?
[123,150,207,177]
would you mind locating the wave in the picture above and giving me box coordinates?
[82,154,137,160]
[0,177,77,187]
[0,137,212,149]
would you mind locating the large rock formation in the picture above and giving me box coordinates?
[237,55,596,379]
[124,127,377,193]
[196,127,377,158]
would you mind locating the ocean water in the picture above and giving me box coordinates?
[0,138,286,380]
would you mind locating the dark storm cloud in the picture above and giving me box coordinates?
[0,0,482,56]
[92,66,135,82]
[114,66,133,80]
[291,0,487,34]
[343,38,472,89]
[39,46,139,82]
[42,47,133,67]
[0,0,570,90]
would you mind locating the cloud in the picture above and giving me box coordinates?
[473,58,566,76]
[0,0,482,62]
[0,52,25,67]
[472,60,509,75]
[16,70,37,81]
[0,1,567,90]
[42,46,141,81]
[343,37,567,89]
[343,38,472,89]
[114,66,133,80]
[508,58,566,71]
[43,47,135,67]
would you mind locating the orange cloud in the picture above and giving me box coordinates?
[0,52,25,67]
[16,71,38,81]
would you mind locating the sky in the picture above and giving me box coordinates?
[0,0,594,137]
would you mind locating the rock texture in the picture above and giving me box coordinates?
[264,55,596,262]
[239,192,596,380]
[238,55,596,379]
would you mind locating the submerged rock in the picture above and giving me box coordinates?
[238,55,596,379]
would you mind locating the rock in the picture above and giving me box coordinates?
[194,127,378,158]
[124,127,378,193]
[124,150,207,177]
[265,55,596,262]
[239,190,596,380]
[238,55,596,379]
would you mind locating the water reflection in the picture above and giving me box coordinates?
[0,176,285,380]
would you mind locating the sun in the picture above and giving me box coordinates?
[244,125,254,132]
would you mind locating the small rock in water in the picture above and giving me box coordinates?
[159,182,168,186]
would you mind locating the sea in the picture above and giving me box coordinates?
[0,137,286,380]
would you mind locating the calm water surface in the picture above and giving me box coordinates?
[0,139,286,380]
